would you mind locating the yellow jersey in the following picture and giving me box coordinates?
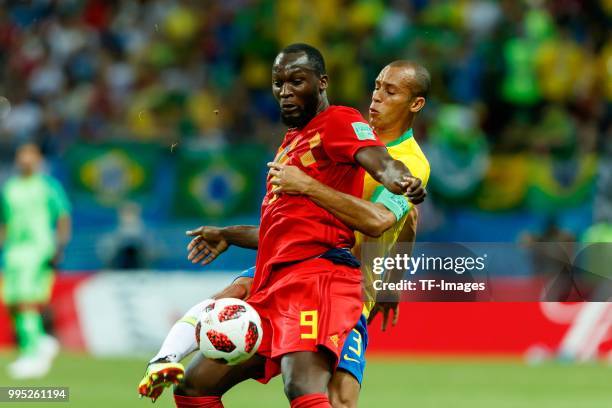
[352,128,430,317]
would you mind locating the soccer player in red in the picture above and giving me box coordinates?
[168,44,425,408]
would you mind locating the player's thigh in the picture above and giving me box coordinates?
[337,315,368,382]
[2,248,52,305]
[176,352,267,397]
[331,315,368,407]
[281,350,334,399]
[329,369,360,408]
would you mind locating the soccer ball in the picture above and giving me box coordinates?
[195,298,263,365]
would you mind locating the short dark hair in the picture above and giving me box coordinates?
[280,43,326,76]
[388,60,431,98]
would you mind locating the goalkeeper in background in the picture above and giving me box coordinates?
[0,143,71,379]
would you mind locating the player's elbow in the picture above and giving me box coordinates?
[364,210,396,238]
[364,223,384,238]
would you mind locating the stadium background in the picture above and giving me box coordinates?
[0,0,610,407]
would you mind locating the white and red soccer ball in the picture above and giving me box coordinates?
[196,298,263,365]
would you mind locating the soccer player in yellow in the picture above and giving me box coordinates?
[1,143,71,379]
[139,61,430,407]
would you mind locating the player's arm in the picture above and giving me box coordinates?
[52,215,71,265]
[268,162,395,237]
[186,225,259,265]
[0,197,4,246]
[0,191,6,246]
[56,215,71,246]
[355,146,426,204]
[49,180,72,267]
[368,207,419,331]
[386,206,418,285]
[322,111,424,202]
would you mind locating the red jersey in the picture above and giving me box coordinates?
[252,105,384,291]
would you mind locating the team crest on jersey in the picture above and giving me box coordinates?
[329,334,340,348]
[352,122,376,141]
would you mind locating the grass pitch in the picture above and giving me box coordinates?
[0,352,610,407]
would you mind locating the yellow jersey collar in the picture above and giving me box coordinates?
[385,128,413,147]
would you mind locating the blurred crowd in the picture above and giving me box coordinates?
[0,0,609,157]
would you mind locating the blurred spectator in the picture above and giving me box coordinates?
[425,104,489,201]
[0,0,607,156]
[97,202,158,270]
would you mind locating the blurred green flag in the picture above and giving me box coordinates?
[173,144,267,218]
[66,142,160,204]
[526,155,597,211]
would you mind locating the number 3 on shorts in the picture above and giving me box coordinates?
[300,310,318,339]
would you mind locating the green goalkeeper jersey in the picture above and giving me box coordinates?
[1,174,71,252]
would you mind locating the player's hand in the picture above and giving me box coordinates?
[186,226,229,266]
[267,162,314,195]
[397,176,426,205]
[367,301,400,332]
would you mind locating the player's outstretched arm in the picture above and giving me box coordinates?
[268,162,395,237]
[355,146,426,204]
[368,207,418,331]
[186,225,259,265]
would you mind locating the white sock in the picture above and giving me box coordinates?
[149,299,214,364]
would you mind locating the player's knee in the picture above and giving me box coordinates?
[282,351,333,400]
[284,377,325,401]
[283,370,328,400]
